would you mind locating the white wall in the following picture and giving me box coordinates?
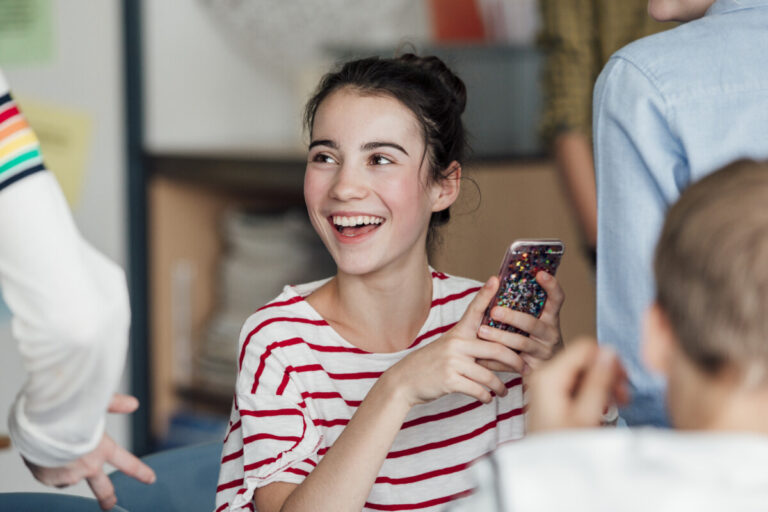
[0,0,129,496]
[142,0,302,155]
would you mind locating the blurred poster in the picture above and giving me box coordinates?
[0,0,54,66]
[15,98,91,208]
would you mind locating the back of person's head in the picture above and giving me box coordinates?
[304,53,468,246]
[654,159,768,382]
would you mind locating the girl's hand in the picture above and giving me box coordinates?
[384,277,526,408]
[476,271,565,372]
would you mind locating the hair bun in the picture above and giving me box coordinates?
[398,53,467,114]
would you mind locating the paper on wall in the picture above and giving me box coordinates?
[15,97,92,208]
[0,0,54,66]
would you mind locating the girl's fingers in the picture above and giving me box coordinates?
[456,359,508,398]
[520,352,543,371]
[478,324,553,360]
[476,358,519,374]
[464,339,526,373]
[457,276,499,332]
[536,271,565,324]
[488,306,560,346]
[489,308,542,337]
[450,375,494,403]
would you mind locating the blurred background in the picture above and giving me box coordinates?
[0,0,604,495]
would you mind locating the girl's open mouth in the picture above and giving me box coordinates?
[330,215,385,237]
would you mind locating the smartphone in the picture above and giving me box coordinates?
[481,239,565,335]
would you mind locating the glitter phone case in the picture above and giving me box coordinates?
[481,239,565,336]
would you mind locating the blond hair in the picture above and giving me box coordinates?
[655,160,768,378]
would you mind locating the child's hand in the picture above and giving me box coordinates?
[384,276,527,407]
[476,271,565,372]
[526,338,629,432]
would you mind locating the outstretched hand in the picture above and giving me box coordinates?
[23,394,156,510]
[386,276,527,407]
[526,338,629,432]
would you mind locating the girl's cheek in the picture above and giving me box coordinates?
[303,172,327,205]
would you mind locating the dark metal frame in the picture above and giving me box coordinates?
[122,0,151,456]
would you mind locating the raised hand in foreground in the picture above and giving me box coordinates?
[526,338,630,432]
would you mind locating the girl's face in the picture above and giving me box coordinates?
[304,88,457,277]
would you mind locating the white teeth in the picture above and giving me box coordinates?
[332,215,383,227]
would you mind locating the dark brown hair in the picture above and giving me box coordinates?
[304,53,468,248]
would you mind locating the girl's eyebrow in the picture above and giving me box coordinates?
[309,139,409,156]
[309,139,337,150]
[361,141,409,156]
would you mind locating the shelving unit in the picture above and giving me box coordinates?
[146,154,307,440]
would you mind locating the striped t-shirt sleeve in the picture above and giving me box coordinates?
[216,313,323,511]
[0,75,47,192]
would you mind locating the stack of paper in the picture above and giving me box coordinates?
[195,208,335,395]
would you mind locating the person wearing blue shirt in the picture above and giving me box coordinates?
[594,0,768,426]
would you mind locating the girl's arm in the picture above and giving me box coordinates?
[256,372,411,512]
[255,277,524,512]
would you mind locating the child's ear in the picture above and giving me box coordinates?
[431,161,461,212]
[642,302,678,376]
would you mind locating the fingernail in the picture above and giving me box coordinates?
[538,272,550,281]
[478,326,491,337]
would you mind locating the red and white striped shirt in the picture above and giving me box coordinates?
[216,271,525,511]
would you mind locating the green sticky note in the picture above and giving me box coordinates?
[0,0,54,66]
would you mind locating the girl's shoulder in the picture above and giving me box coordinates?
[430,269,484,295]
[237,277,332,350]
[428,270,484,322]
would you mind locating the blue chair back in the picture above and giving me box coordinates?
[109,441,222,512]
[0,492,128,511]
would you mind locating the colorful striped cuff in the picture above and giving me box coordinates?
[0,91,47,191]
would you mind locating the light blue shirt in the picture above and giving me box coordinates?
[594,0,768,426]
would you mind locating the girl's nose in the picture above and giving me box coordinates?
[330,162,368,201]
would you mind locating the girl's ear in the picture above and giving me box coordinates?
[643,302,677,376]
[431,161,462,212]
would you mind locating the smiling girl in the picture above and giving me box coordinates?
[215,54,565,512]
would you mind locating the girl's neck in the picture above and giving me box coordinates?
[308,253,434,353]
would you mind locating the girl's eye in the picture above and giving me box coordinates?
[371,154,393,166]
[312,153,337,164]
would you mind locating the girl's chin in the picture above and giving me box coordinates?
[333,259,381,277]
